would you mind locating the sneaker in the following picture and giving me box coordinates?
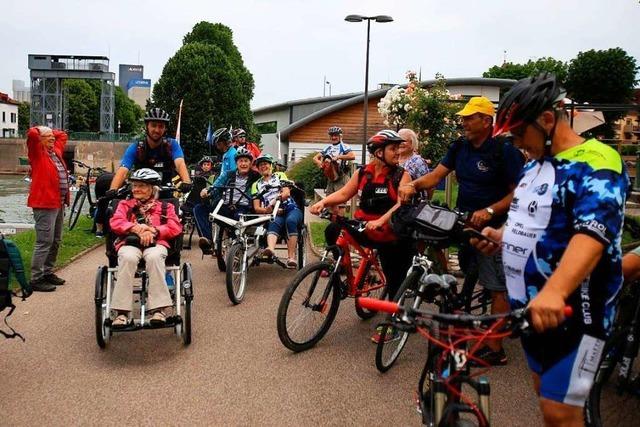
[44,274,66,286]
[95,231,104,238]
[30,278,56,292]
[198,237,213,255]
[469,346,507,367]
[371,325,400,344]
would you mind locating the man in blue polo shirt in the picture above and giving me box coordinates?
[398,96,526,365]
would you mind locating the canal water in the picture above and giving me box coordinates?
[0,174,90,224]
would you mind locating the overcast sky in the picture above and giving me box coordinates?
[2,0,638,109]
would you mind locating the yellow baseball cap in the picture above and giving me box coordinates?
[456,96,495,117]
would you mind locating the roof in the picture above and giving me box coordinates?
[252,92,361,115]
[277,77,517,139]
[0,92,19,105]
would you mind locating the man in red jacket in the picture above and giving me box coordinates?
[26,126,70,292]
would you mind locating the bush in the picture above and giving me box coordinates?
[287,153,326,197]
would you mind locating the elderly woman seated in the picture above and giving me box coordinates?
[109,168,183,328]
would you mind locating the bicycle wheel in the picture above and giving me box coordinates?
[277,261,341,352]
[181,263,194,346]
[355,261,388,320]
[375,268,422,372]
[68,189,86,230]
[296,225,307,270]
[225,242,247,304]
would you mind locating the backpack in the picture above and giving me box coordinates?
[0,236,31,341]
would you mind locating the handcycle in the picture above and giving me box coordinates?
[68,159,108,230]
[276,209,388,352]
[376,202,493,372]
[584,278,640,427]
[94,185,194,348]
[210,181,308,305]
[360,289,572,427]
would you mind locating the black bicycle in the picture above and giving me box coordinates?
[376,202,492,372]
[68,160,107,230]
[584,279,640,427]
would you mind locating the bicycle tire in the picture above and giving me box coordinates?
[94,266,109,349]
[215,227,228,272]
[225,242,247,305]
[375,268,422,372]
[296,225,307,270]
[68,189,86,230]
[181,263,193,346]
[355,261,388,320]
[277,261,341,352]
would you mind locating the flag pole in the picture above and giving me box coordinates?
[175,99,184,143]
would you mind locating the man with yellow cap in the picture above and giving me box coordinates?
[399,96,525,366]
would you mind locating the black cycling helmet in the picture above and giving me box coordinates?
[235,147,254,162]
[232,128,247,139]
[128,168,162,185]
[493,73,566,138]
[328,126,343,135]
[367,129,404,154]
[198,156,213,165]
[144,108,170,124]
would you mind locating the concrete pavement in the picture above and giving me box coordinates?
[1,244,542,426]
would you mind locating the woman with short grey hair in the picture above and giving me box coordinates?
[398,128,431,199]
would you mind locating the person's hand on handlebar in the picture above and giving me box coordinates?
[200,188,209,199]
[469,226,503,256]
[365,218,385,232]
[178,181,192,193]
[309,200,325,215]
[469,209,492,229]
[398,182,417,203]
[527,286,569,333]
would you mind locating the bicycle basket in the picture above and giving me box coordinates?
[391,202,460,242]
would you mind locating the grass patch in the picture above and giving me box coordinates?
[9,214,103,285]
[310,221,328,248]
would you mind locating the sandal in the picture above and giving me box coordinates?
[262,248,274,258]
[111,314,129,329]
[286,259,298,269]
[149,310,167,326]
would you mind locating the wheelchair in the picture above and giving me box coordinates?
[94,196,194,348]
[210,181,308,305]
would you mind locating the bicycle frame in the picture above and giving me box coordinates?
[321,225,386,297]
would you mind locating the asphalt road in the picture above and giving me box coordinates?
[1,244,542,426]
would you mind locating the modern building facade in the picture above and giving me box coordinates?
[0,92,19,138]
[126,79,151,110]
[118,64,144,92]
[12,80,30,103]
[252,77,516,165]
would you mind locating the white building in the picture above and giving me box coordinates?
[0,92,19,138]
[12,80,30,103]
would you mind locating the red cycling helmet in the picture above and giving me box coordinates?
[367,130,405,154]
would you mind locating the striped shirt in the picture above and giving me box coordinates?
[48,149,69,203]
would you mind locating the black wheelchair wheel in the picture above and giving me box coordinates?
[296,225,308,270]
[69,189,86,230]
[215,226,228,272]
[181,263,193,346]
[94,266,109,349]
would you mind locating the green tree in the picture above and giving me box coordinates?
[565,48,638,103]
[18,101,30,134]
[153,22,255,161]
[483,57,568,83]
[64,79,98,132]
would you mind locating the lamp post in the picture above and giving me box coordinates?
[345,14,393,164]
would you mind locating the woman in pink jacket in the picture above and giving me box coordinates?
[109,169,182,327]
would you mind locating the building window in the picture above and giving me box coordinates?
[11,113,16,123]
[255,121,277,134]
[2,112,5,123]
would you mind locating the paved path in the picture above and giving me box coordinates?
[1,244,542,426]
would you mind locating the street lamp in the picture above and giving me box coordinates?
[345,14,394,164]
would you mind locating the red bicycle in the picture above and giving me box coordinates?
[276,210,388,352]
[359,291,572,427]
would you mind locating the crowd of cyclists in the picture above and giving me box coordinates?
[18,72,636,426]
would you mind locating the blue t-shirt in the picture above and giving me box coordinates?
[221,146,238,175]
[120,138,184,169]
[502,139,629,335]
[440,137,525,217]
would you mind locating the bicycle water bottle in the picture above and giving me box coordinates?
[433,379,447,425]
[165,272,175,290]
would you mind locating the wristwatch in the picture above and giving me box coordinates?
[485,207,495,217]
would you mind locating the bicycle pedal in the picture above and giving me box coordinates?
[339,282,348,300]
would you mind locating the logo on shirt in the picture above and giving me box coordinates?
[528,200,538,216]
[534,183,549,196]
[510,197,520,212]
[477,160,489,172]
[374,187,388,195]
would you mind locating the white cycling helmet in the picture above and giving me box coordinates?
[129,168,162,185]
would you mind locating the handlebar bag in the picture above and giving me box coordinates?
[391,202,459,241]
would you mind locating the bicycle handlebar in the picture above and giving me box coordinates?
[318,209,367,233]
